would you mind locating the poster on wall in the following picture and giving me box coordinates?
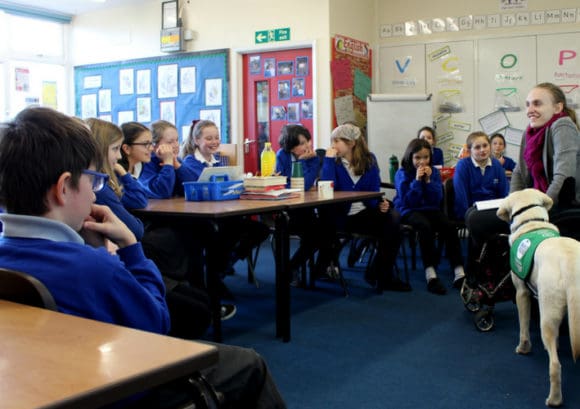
[15,67,30,92]
[331,34,372,128]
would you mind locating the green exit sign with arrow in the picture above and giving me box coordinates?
[255,28,291,44]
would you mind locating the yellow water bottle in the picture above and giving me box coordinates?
[260,142,276,176]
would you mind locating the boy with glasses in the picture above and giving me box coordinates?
[0,107,286,409]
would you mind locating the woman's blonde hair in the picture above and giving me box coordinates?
[85,118,123,197]
[180,119,218,158]
[331,123,375,176]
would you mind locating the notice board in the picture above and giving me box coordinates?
[74,49,230,143]
[367,93,433,182]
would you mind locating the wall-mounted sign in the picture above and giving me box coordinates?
[161,27,183,52]
[255,28,291,44]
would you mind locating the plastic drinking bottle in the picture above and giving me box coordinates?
[260,142,276,176]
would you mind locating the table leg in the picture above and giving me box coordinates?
[206,221,222,343]
[274,210,290,342]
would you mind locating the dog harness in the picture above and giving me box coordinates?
[510,228,560,281]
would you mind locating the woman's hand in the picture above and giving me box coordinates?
[81,204,137,249]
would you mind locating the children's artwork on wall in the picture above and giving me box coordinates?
[287,102,299,122]
[200,109,222,134]
[278,80,290,100]
[205,78,223,106]
[249,55,261,74]
[75,49,230,142]
[301,99,313,119]
[277,60,293,76]
[119,69,134,95]
[158,64,178,99]
[98,89,111,112]
[160,100,175,124]
[137,97,151,122]
[292,78,305,97]
[271,106,287,120]
[136,69,151,94]
[180,66,196,93]
[296,56,309,76]
[264,58,276,77]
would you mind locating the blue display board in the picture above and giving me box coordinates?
[74,49,230,142]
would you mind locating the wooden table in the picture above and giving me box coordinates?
[0,300,218,409]
[134,190,384,342]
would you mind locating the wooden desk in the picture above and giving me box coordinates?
[134,191,383,342]
[0,300,218,409]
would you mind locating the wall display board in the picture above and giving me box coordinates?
[74,49,230,143]
[377,32,580,168]
[537,33,580,111]
[477,36,536,158]
[378,44,426,94]
[426,41,475,165]
[367,94,433,182]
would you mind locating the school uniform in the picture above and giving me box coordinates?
[275,149,320,191]
[320,154,403,290]
[96,183,144,240]
[432,147,444,167]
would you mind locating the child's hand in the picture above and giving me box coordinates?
[299,147,316,160]
[156,144,174,165]
[379,198,390,213]
[325,147,337,158]
[82,204,137,249]
[114,163,127,177]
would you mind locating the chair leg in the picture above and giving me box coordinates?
[246,245,260,288]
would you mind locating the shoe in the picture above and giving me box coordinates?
[220,304,237,321]
[452,276,465,289]
[427,277,447,295]
[384,277,412,292]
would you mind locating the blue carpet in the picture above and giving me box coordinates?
[206,241,580,409]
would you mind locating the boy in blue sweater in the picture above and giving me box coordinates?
[0,107,286,409]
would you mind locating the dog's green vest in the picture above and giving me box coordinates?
[510,228,560,280]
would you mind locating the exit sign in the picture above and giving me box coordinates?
[255,28,291,44]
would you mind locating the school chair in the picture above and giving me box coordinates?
[0,267,57,311]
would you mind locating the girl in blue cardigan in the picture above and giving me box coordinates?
[86,118,147,240]
[394,139,465,294]
[320,124,408,292]
[418,126,444,167]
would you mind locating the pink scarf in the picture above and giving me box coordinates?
[523,111,566,192]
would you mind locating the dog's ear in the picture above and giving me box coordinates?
[496,197,510,221]
[541,191,553,211]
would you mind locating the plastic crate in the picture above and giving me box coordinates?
[183,175,244,201]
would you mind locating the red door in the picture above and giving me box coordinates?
[242,48,313,175]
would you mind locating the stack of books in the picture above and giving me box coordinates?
[241,176,301,200]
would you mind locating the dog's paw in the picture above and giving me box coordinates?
[515,340,532,354]
[546,394,563,407]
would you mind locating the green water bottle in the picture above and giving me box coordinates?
[389,155,399,183]
[291,161,305,190]
[260,142,276,176]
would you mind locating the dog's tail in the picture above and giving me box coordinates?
[566,267,580,361]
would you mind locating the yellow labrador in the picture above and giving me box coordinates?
[497,188,580,407]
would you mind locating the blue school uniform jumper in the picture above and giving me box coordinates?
[96,183,144,240]
[319,155,402,290]
[140,154,191,198]
[275,149,320,190]
[432,147,444,167]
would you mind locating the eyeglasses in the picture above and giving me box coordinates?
[128,141,153,148]
[82,169,109,192]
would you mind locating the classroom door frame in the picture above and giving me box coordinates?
[233,41,318,174]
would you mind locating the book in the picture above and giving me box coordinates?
[243,176,287,188]
[240,188,301,200]
[475,198,504,211]
[243,185,286,192]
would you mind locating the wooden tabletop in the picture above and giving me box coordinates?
[134,190,384,218]
[0,300,218,409]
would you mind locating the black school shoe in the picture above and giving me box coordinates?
[427,277,447,295]
[452,276,465,290]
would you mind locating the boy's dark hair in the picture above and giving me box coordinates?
[278,124,311,152]
[401,138,432,172]
[0,107,98,215]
